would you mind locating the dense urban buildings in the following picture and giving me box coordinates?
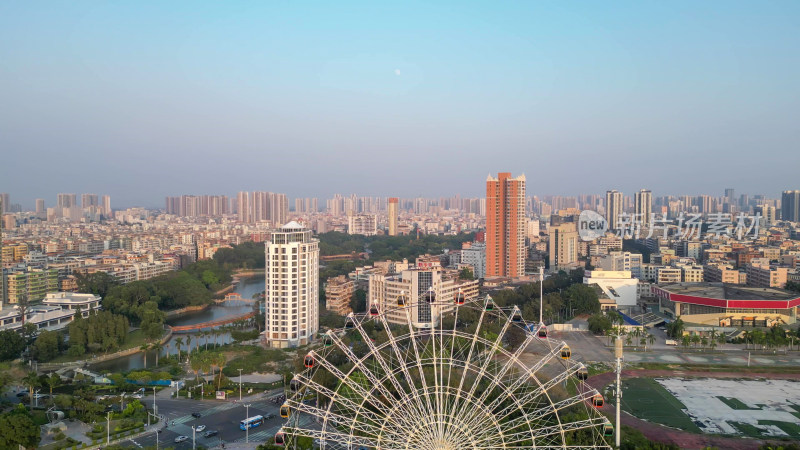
[264,221,319,348]
[485,172,526,278]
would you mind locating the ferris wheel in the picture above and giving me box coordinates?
[274,290,613,450]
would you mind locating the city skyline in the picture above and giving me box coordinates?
[2,2,800,206]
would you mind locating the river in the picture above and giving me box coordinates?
[91,275,264,373]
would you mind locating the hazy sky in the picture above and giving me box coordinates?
[2,1,799,208]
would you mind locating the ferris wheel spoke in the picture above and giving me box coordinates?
[282,426,406,449]
[404,303,437,421]
[291,373,388,425]
[377,313,433,422]
[447,303,489,420]
[501,416,608,442]
[460,306,516,408]
[472,330,537,409]
[310,351,401,418]
[280,300,611,450]
[287,400,386,437]
[487,363,582,427]
[502,389,602,432]
[476,341,571,422]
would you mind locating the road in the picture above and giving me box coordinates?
[122,390,288,449]
[542,330,800,366]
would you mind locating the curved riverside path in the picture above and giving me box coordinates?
[588,369,800,449]
[169,311,256,332]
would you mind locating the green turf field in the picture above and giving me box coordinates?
[715,396,757,410]
[619,377,701,433]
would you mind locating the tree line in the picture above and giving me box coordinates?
[489,269,599,323]
[67,310,130,356]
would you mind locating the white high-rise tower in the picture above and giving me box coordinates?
[265,221,319,348]
[634,189,652,229]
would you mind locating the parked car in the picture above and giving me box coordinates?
[203,430,218,438]
[191,412,202,418]
[174,436,189,443]
[195,425,206,432]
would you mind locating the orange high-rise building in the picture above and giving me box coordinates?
[486,172,526,278]
[388,197,399,236]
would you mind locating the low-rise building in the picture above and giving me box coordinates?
[325,275,355,315]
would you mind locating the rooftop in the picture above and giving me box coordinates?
[658,283,798,301]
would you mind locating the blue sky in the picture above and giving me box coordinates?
[1,1,799,207]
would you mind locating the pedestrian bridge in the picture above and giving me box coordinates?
[169,311,256,332]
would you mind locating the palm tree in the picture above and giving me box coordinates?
[186,336,193,357]
[175,337,184,361]
[140,344,149,369]
[647,333,656,351]
[701,336,709,350]
[46,373,61,399]
[190,354,203,383]
[215,353,227,390]
[742,330,750,349]
[152,342,162,367]
[690,334,701,349]
[23,372,40,408]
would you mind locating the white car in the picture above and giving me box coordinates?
[195,425,206,432]
[174,435,189,443]
[130,393,143,399]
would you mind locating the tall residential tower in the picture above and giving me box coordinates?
[634,189,652,228]
[605,190,623,230]
[264,222,319,348]
[388,197,399,236]
[486,172,526,278]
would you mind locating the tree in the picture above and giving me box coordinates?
[32,330,62,362]
[0,407,41,449]
[647,333,655,351]
[587,313,612,335]
[666,318,685,339]
[45,373,61,398]
[152,342,162,367]
[140,344,149,369]
[458,267,474,280]
[175,338,184,361]
[0,330,26,361]
[351,289,367,314]
[74,271,119,298]
[22,372,40,408]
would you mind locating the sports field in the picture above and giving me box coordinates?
[621,377,800,439]
[619,377,701,432]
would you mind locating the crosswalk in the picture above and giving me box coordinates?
[231,415,315,444]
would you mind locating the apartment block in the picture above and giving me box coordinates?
[325,275,355,315]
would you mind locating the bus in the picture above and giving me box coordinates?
[239,415,264,430]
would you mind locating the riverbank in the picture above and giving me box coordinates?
[164,303,210,318]
[38,327,174,371]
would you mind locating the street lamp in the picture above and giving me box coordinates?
[191,425,196,450]
[106,411,111,444]
[238,368,243,401]
[244,403,252,443]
